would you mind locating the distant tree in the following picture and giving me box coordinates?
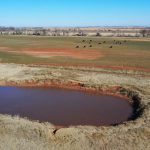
[62,30,66,36]
[16,30,22,35]
[33,31,40,36]
[147,29,150,37]
[76,31,86,36]
[96,32,101,36]
[140,29,148,37]
[42,29,47,36]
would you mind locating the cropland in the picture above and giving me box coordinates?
[0,35,150,150]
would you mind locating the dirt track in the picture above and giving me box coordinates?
[0,63,150,150]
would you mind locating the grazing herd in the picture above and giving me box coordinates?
[75,39,127,49]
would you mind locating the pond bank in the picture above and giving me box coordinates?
[0,63,149,150]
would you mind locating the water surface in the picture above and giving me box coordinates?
[0,87,132,126]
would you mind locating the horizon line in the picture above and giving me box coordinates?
[0,25,150,28]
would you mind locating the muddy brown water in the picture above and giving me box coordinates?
[0,87,133,126]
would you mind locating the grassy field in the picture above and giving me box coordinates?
[0,35,150,70]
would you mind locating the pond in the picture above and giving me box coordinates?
[0,87,133,126]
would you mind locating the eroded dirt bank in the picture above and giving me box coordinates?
[0,63,150,150]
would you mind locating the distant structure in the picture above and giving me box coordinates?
[0,26,150,37]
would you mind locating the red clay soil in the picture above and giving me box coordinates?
[93,65,150,72]
[106,52,150,58]
[21,48,150,72]
[21,48,102,60]
[0,47,102,60]
[28,63,150,73]
[0,47,11,50]
[2,80,129,101]
[0,47,150,72]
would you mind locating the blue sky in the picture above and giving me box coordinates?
[0,0,150,27]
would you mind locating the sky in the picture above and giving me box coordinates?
[0,0,150,27]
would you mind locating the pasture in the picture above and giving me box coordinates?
[0,35,150,70]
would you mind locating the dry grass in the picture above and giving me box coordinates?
[0,63,149,149]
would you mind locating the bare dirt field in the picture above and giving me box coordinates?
[0,47,102,60]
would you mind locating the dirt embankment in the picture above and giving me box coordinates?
[0,63,150,150]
